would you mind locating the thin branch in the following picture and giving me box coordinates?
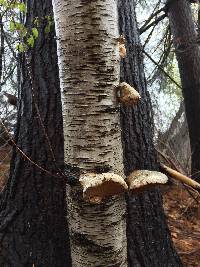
[25,54,67,179]
[140,13,166,34]
[143,49,182,89]
[143,20,157,49]
[140,4,164,33]
[0,65,16,86]
[160,164,200,191]
[0,118,65,180]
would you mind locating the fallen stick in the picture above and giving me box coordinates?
[160,164,200,191]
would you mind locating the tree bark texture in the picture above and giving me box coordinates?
[118,0,183,266]
[167,0,200,181]
[0,1,71,267]
[53,0,127,266]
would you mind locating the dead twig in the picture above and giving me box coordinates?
[160,164,200,192]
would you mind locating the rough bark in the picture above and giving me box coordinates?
[0,15,4,84]
[118,0,183,266]
[0,1,71,266]
[53,0,127,266]
[167,0,200,181]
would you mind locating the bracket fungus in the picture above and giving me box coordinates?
[117,82,141,107]
[118,35,126,58]
[79,172,128,204]
[127,170,168,194]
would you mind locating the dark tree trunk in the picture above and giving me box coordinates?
[0,1,71,267]
[118,1,183,266]
[167,0,200,181]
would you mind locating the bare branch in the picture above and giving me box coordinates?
[143,49,181,89]
[140,13,166,34]
[161,164,200,191]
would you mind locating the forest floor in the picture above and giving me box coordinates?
[163,185,200,267]
[0,146,199,266]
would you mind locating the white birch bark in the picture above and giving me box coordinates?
[52,0,127,266]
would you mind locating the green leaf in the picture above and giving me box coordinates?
[44,24,51,34]
[32,27,38,39]
[16,43,25,53]
[33,17,40,27]
[9,21,15,32]
[0,0,6,6]
[15,22,23,31]
[44,15,54,34]
[18,3,26,13]
[27,35,34,48]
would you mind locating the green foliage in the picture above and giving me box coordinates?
[27,34,34,48]
[0,0,26,12]
[1,1,54,53]
[32,27,38,39]
[16,42,25,52]
[18,2,26,13]
[33,17,40,27]
[9,20,15,32]
[44,15,54,34]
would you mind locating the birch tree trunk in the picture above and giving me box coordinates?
[53,1,127,266]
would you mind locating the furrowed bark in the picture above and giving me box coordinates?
[167,0,200,181]
[118,0,183,266]
[53,1,127,266]
[0,1,71,266]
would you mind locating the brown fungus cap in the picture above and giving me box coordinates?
[79,172,128,204]
[118,82,141,107]
[127,170,168,194]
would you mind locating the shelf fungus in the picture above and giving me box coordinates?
[127,170,168,194]
[117,82,141,107]
[79,172,128,204]
[118,35,126,58]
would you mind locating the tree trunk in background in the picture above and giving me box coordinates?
[167,0,200,181]
[53,0,127,266]
[118,0,183,266]
[157,102,191,175]
[0,1,71,266]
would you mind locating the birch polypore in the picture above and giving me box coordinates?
[119,35,126,58]
[80,172,128,203]
[53,0,127,266]
[117,82,141,107]
[127,170,168,194]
